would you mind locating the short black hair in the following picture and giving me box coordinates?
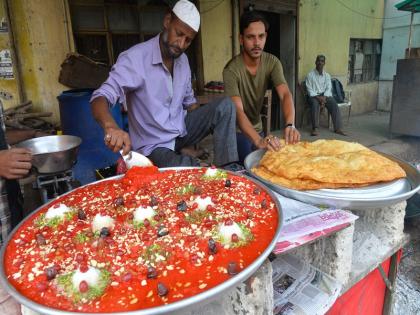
[240,10,269,35]
[316,55,326,61]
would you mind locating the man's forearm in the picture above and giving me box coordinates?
[237,111,261,145]
[282,93,296,125]
[90,96,119,130]
[91,96,131,154]
[186,103,200,112]
[230,96,263,145]
[6,129,36,145]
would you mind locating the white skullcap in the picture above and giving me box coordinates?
[172,0,200,32]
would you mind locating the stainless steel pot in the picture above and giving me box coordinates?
[0,167,283,315]
[15,135,82,174]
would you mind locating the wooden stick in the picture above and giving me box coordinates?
[11,112,52,119]
[3,100,32,114]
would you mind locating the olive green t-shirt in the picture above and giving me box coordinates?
[223,52,286,132]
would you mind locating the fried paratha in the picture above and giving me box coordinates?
[252,140,406,190]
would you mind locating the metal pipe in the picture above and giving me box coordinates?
[231,0,240,57]
[407,11,414,58]
[62,0,75,52]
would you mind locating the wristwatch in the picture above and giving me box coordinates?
[285,123,295,128]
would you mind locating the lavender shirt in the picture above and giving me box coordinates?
[91,34,196,156]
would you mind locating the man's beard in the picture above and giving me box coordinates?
[245,46,262,59]
[162,31,183,58]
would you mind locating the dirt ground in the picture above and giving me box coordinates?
[393,215,420,315]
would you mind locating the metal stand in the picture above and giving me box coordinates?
[35,170,74,204]
[381,250,401,315]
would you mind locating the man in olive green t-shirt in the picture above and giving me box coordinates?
[223,10,300,164]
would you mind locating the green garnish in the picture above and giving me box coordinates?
[132,217,158,229]
[177,183,196,195]
[35,210,76,228]
[141,244,170,263]
[185,210,209,223]
[57,269,110,303]
[74,232,90,243]
[213,223,254,248]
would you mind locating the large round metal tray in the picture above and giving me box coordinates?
[0,167,283,315]
[244,149,420,210]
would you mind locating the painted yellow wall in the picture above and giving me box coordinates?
[199,0,233,83]
[0,0,20,109]
[4,0,233,122]
[3,0,385,121]
[6,0,233,119]
[298,0,384,80]
[8,0,73,122]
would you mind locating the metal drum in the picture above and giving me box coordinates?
[245,149,420,210]
[0,167,283,315]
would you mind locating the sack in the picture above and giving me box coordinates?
[331,78,345,103]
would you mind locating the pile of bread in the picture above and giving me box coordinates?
[252,140,406,190]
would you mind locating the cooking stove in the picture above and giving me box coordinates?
[34,170,78,204]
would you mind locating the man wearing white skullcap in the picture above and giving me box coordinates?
[172,0,200,32]
[91,1,239,168]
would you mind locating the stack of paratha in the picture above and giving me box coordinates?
[252,139,406,190]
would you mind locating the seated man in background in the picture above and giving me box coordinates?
[223,10,300,165]
[305,55,346,136]
[91,0,238,168]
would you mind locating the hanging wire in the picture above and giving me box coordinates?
[334,0,411,20]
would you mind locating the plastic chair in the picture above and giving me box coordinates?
[337,90,352,124]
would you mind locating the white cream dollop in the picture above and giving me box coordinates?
[218,222,244,244]
[193,196,214,211]
[92,214,115,232]
[204,167,218,177]
[133,206,156,223]
[72,266,100,289]
[45,203,71,220]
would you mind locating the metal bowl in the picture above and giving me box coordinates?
[245,149,420,210]
[15,135,82,174]
[0,167,283,315]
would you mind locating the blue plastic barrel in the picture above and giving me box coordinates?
[58,89,123,184]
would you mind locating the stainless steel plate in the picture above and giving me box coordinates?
[244,149,420,209]
[0,167,283,315]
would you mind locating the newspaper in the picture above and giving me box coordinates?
[274,193,358,254]
[272,254,342,315]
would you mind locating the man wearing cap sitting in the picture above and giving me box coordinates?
[223,10,300,165]
[91,0,238,168]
